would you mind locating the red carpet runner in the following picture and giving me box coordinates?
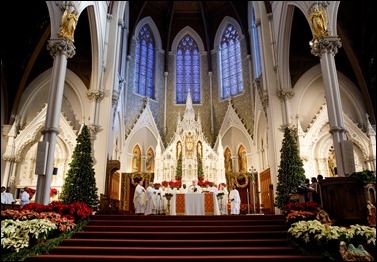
[25,214,323,261]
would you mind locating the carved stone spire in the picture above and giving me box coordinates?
[185,90,194,114]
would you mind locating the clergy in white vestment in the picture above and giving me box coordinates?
[208,183,218,194]
[145,182,155,215]
[179,184,188,193]
[160,186,168,214]
[5,187,15,204]
[217,183,229,215]
[153,187,164,214]
[188,180,202,193]
[133,179,146,214]
[229,184,241,215]
[1,186,7,204]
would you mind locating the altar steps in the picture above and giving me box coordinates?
[25,214,324,261]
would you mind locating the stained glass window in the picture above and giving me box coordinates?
[134,24,155,99]
[176,34,200,104]
[220,24,243,99]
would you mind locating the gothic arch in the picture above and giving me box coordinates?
[133,16,162,51]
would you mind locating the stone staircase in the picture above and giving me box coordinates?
[25,214,324,261]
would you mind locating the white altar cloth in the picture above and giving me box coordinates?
[169,192,220,215]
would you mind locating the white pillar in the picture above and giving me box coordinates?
[35,39,75,205]
[310,36,353,176]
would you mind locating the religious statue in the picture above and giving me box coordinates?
[367,201,376,226]
[328,147,336,177]
[197,142,202,158]
[58,8,78,42]
[132,148,140,172]
[308,4,329,38]
[239,150,247,172]
[225,151,232,173]
[177,142,182,158]
[146,151,153,172]
[339,241,374,261]
[316,207,332,225]
[185,132,194,157]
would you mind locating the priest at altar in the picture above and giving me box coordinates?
[188,180,202,193]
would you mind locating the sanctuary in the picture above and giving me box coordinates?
[152,92,226,186]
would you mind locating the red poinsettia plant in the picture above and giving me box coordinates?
[26,188,58,198]
[198,180,213,187]
[50,188,58,197]
[168,180,182,189]
[27,188,36,199]
[284,201,319,224]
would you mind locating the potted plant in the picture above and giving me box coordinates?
[350,170,376,184]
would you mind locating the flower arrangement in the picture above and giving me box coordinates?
[50,188,58,197]
[19,201,93,223]
[168,180,182,189]
[1,218,57,253]
[1,209,76,232]
[1,202,91,261]
[284,201,319,224]
[24,188,58,199]
[287,220,376,260]
[27,188,36,199]
[198,180,213,187]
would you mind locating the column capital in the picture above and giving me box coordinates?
[87,89,105,101]
[3,155,15,162]
[310,36,342,57]
[88,124,101,139]
[276,88,294,100]
[47,39,76,58]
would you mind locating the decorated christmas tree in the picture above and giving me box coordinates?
[175,151,183,180]
[197,152,204,181]
[60,124,100,211]
[275,126,306,210]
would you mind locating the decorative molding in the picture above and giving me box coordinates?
[87,89,105,101]
[47,39,76,58]
[276,88,294,100]
[88,124,102,139]
[3,155,16,162]
[310,36,342,57]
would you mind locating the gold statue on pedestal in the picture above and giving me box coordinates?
[58,8,78,42]
[308,4,329,38]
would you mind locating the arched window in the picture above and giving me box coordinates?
[134,24,155,99]
[251,4,262,78]
[176,34,200,104]
[220,24,243,99]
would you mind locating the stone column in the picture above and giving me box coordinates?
[308,2,355,176]
[35,38,76,205]
[310,36,353,176]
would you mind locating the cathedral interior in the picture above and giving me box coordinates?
[1,1,375,212]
